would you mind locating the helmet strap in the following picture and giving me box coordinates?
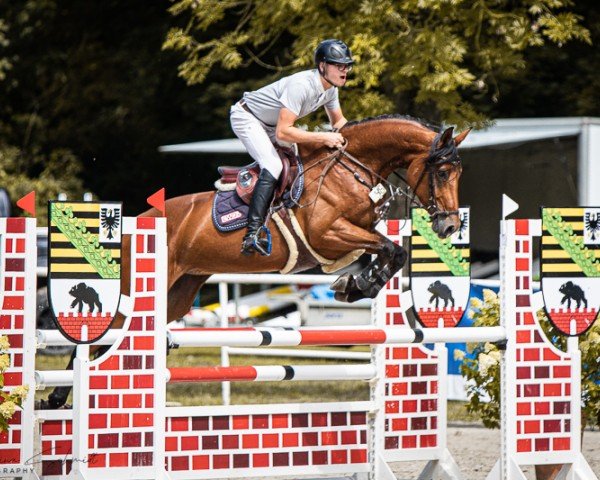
[318,63,336,88]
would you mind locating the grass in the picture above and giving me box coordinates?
[34,346,481,423]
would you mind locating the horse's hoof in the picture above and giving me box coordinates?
[346,290,368,303]
[331,273,355,293]
[334,290,367,303]
[334,291,350,302]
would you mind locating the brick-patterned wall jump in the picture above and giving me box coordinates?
[0,218,36,476]
[378,219,450,465]
[506,219,580,464]
[164,403,370,479]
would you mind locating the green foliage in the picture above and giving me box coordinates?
[458,289,600,430]
[0,144,84,225]
[164,0,590,126]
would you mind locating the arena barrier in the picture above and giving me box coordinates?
[0,203,598,480]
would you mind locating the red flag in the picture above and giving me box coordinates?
[17,191,36,217]
[147,188,165,216]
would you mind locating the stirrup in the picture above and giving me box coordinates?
[241,225,272,256]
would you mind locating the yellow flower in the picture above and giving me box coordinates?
[470,298,483,309]
[12,385,29,400]
[484,342,499,353]
[0,354,10,372]
[482,289,498,303]
[488,350,502,363]
[0,401,16,419]
[478,353,495,376]
[0,336,10,352]
[453,349,466,361]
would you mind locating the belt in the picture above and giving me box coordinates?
[239,101,275,127]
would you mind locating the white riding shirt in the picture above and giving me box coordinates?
[242,69,340,127]
[230,69,340,179]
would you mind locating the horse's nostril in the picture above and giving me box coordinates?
[444,225,456,238]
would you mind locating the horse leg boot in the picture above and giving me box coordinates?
[241,169,278,256]
[336,242,406,301]
[356,242,407,298]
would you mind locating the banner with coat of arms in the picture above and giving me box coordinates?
[409,207,471,327]
[48,201,122,343]
[541,207,600,336]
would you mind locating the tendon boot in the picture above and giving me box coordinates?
[241,169,278,256]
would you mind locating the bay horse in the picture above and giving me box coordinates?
[43,115,469,409]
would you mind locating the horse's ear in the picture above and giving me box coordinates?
[453,128,471,146]
[437,127,454,149]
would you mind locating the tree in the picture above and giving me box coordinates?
[164,0,590,127]
[0,6,85,219]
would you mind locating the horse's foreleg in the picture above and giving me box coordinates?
[352,238,406,299]
[315,221,406,302]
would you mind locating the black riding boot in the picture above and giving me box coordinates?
[241,169,278,256]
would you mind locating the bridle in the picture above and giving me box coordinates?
[409,130,462,220]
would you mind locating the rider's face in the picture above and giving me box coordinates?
[321,62,351,87]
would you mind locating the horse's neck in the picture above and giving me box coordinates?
[299,121,432,177]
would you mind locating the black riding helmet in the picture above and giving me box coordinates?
[314,39,354,68]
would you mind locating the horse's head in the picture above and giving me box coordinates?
[406,126,470,238]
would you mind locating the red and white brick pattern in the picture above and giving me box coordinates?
[379,219,447,463]
[0,218,36,475]
[506,220,580,465]
[164,403,369,479]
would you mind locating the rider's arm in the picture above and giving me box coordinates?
[326,107,348,130]
[276,107,343,148]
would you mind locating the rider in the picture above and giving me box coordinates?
[230,39,354,255]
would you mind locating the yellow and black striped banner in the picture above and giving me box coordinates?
[49,201,122,280]
[410,207,470,277]
[541,207,600,278]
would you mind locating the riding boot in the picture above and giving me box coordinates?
[241,169,278,256]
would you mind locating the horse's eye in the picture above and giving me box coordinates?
[437,169,450,181]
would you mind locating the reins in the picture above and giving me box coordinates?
[288,133,461,225]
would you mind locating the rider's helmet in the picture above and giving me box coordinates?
[314,39,354,68]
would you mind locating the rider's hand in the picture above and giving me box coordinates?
[320,132,345,149]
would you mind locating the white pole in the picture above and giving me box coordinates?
[219,282,231,405]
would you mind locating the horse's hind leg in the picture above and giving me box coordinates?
[167,274,210,322]
[38,349,76,409]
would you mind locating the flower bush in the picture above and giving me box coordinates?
[457,289,600,429]
[0,335,29,432]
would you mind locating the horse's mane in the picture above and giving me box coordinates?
[341,114,441,133]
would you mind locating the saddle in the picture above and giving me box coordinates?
[212,145,304,232]
[216,145,299,204]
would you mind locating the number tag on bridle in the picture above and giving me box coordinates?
[369,183,386,203]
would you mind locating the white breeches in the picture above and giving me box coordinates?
[230,102,283,179]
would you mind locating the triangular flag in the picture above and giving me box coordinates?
[502,194,519,219]
[16,191,36,217]
[147,188,165,216]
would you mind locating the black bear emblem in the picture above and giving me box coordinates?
[559,281,587,309]
[428,280,455,308]
[69,283,103,314]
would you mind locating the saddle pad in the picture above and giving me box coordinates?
[212,190,250,232]
[212,161,305,233]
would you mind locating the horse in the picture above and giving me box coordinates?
[42,114,469,409]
